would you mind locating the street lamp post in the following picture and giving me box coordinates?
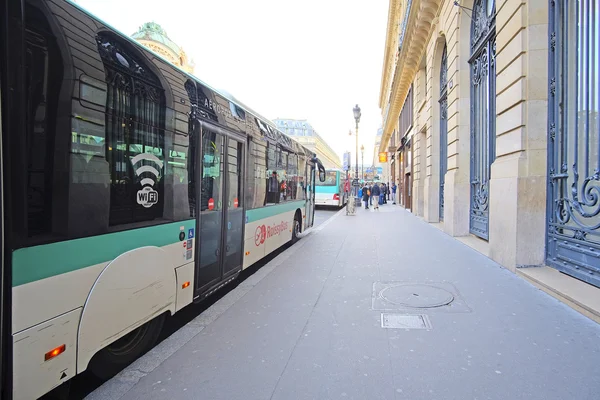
[353,105,361,182]
[360,144,364,181]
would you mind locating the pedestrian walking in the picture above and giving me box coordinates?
[362,184,370,209]
[383,183,388,204]
[371,182,381,210]
[392,182,397,204]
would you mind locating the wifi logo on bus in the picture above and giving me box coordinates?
[131,153,163,209]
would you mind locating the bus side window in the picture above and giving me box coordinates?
[16,3,67,242]
[247,139,267,209]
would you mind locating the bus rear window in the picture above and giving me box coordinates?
[316,171,337,186]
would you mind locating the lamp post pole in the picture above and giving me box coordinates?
[361,145,364,181]
[353,104,361,184]
[355,123,358,181]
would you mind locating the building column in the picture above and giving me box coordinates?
[441,3,471,237]
[488,0,548,271]
[424,34,443,223]
[410,130,422,216]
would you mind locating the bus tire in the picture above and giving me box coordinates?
[88,312,166,380]
[291,212,302,244]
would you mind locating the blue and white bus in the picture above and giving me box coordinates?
[0,1,326,398]
[315,169,347,207]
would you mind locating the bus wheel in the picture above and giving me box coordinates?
[291,213,301,243]
[88,313,166,380]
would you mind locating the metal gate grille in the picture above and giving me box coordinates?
[439,44,448,221]
[547,0,600,288]
[469,0,496,240]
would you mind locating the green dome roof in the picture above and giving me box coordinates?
[131,22,182,57]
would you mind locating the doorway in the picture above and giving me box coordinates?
[194,126,245,297]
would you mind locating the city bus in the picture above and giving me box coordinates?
[315,169,347,208]
[0,1,326,398]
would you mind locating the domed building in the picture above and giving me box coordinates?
[131,22,195,74]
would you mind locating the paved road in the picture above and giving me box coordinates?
[88,204,600,400]
[313,207,341,227]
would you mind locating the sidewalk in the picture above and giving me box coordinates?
[88,205,600,400]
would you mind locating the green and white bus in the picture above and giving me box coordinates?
[1,1,326,398]
[315,169,348,208]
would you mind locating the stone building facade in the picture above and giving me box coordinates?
[131,22,195,74]
[379,0,600,320]
[273,119,342,169]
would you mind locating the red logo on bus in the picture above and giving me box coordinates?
[208,198,215,210]
[254,225,266,246]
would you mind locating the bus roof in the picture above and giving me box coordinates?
[66,0,315,159]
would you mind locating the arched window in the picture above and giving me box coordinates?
[439,43,448,221]
[96,32,166,226]
[469,0,496,240]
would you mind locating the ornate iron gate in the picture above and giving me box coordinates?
[439,44,448,221]
[469,0,496,240]
[547,0,600,288]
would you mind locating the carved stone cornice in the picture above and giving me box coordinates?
[379,0,442,153]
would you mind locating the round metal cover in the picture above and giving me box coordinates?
[380,284,454,308]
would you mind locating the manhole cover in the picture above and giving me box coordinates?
[380,284,454,308]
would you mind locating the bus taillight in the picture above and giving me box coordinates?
[333,194,340,201]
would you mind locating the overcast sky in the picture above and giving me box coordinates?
[74,0,389,165]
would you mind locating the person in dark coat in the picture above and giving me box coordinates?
[362,184,370,209]
[371,182,381,210]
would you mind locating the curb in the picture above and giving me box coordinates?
[85,208,345,400]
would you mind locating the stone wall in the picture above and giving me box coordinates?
[381,0,549,273]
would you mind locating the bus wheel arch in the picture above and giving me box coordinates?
[87,311,167,379]
[292,209,302,243]
[76,246,176,375]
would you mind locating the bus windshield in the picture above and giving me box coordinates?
[316,171,337,186]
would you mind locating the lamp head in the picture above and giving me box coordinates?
[353,104,361,123]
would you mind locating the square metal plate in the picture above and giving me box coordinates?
[381,313,432,330]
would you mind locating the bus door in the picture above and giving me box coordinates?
[305,163,316,228]
[194,124,245,297]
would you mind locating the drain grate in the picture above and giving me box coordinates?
[380,313,432,330]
